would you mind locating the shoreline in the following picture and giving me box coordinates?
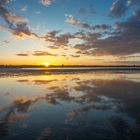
[0,67,140,76]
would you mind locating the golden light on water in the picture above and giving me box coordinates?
[43,62,50,67]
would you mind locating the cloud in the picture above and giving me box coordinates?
[6,13,28,22]
[21,5,28,12]
[75,44,93,51]
[0,0,41,39]
[73,9,140,57]
[46,46,60,49]
[0,0,28,26]
[0,25,5,30]
[11,23,41,38]
[10,23,42,39]
[110,0,128,18]
[0,0,13,5]
[3,40,10,44]
[44,31,74,47]
[95,10,140,55]
[16,53,29,56]
[40,0,53,7]
[127,0,140,6]
[65,14,92,30]
[110,0,140,18]
[70,54,80,58]
[35,11,41,15]
[133,9,140,17]
[32,51,57,56]
[65,15,111,31]
[1,0,140,59]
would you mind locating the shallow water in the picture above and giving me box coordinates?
[0,71,140,140]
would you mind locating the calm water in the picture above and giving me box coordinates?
[0,70,140,140]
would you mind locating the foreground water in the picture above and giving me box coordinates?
[0,70,140,140]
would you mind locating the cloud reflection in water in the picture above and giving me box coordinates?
[0,72,140,139]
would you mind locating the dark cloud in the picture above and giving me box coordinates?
[73,9,140,57]
[33,51,57,56]
[45,45,60,49]
[70,54,80,58]
[0,0,12,5]
[16,50,59,57]
[16,53,29,56]
[54,33,73,46]
[11,23,43,38]
[110,0,140,18]
[75,44,93,51]
[133,9,140,17]
[94,10,140,56]
[127,0,140,6]
[17,79,29,83]
[44,31,74,47]
[110,0,128,18]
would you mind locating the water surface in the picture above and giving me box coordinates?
[0,70,140,140]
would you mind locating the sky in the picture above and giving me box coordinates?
[0,0,140,66]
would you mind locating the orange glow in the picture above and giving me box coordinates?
[43,62,50,67]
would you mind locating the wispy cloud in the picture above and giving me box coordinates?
[70,54,80,58]
[40,0,54,7]
[16,53,29,56]
[65,15,111,31]
[6,14,28,22]
[32,51,57,56]
[21,5,28,12]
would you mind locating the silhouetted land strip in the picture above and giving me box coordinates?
[0,65,140,68]
[0,66,140,76]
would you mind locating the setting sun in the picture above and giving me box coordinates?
[43,62,50,67]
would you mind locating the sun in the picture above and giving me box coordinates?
[43,62,50,67]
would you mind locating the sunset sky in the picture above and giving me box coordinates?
[0,0,140,65]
